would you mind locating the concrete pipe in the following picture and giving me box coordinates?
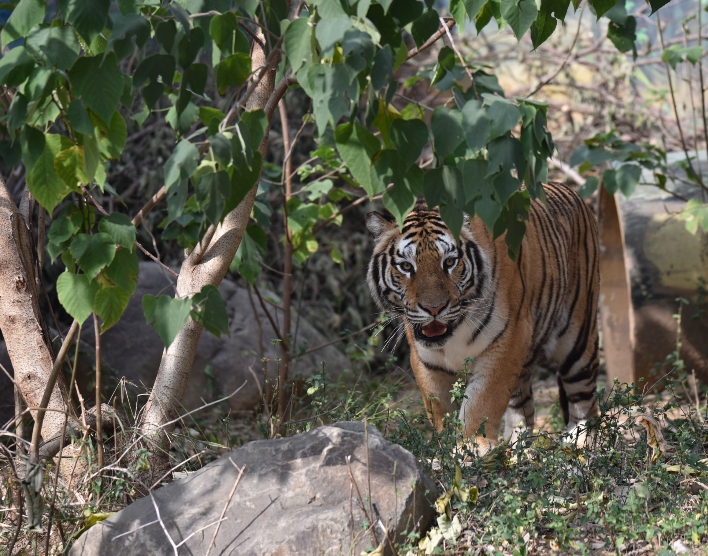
[598,154,708,387]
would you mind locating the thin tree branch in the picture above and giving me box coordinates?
[252,284,286,347]
[131,185,167,228]
[30,319,79,464]
[406,18,456,61]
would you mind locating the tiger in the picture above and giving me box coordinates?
[366,181,600,454]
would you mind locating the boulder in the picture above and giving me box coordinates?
[70,422,437,556]
[87,262,351,411]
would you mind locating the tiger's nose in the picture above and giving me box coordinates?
[421,303,446,316]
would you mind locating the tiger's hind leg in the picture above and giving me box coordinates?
[504,366,535,444]
[554,332,600,445]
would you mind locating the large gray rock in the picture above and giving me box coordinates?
[70,422,437,556]
[90,262,351,411]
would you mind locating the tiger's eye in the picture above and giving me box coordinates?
[444,258,457,268]
[400,261,413,272]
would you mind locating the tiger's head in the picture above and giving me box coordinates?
[366,205,488,347]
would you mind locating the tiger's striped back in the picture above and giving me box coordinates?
[366,182,600,451]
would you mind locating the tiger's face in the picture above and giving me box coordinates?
[366,207,487,347]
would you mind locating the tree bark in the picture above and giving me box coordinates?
[0,179,74,449]
[136,29,286,483]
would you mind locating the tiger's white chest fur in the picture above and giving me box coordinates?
[413,298,508,375]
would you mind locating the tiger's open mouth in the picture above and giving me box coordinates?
[414,320,453,344]
[422,320,447,337]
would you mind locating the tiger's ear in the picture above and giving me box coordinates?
[366,212,396,239]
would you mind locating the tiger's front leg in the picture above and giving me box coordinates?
[457,345,528,456]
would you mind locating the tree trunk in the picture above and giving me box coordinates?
[0,180,74,449]
[136,30,284,484]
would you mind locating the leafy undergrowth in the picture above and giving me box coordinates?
[2,369,708,556]
[388,380,708,556]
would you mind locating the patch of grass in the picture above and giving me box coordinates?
[387,380,708,555]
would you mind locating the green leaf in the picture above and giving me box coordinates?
[342,28,375,74]
[443,165,465,208]
[231,225,266,285]
[27,134,73,214]
[461,100,490,152]
[284,17,312,73]
[287,200,319,235]
[607,16,636,54]
[487,99,521,139]
[133,54,176,108]
[225,151,262,214]
[83,135,100,183]
[105,248,139,294]
[383,181,416,228]
[615,164,641,198]
[69,232,116,279]
[578,176,598,199]
[647,0,670,14]
[476,197,501,231]
[20,125,45,173]
[335,122,381,197]
[178,26,204,68]
[196,170,230,226]
[68,52,123,125]
[235,0,259,16]
[463,0,488,20]
[602,168,618,194]
[142,294,192,348]
[590,0,617,19]
[678,199,708,234]
[57,272,100,325]
[215,53,252,94]
[25,25,80,70]
[487,135,526,183]
[316,15,352,53]
[373,150,415,225]
[476,2,494,32]
[411,9,440,48]
[440,202,464,241]
[501,0,538,39]
[685,46,703,64]
[390,119,428,169]
[239,109,268,153]
[155,20,177,53]
[423,168,444,208]
[67,99,94,136]
[2,0,45,49]
[54,146,89,188]
[95,111,127,159]
[501,191,529,260]
[309,63,358,135]
[462,159,490,206]
[431,108,464,159]
[371,45,393,90]
[200,106,225,129]
[110,13,151,60]
[531,11,557,48]
[209,11,249,55]
[59,0,110,45]
[0,46,35,88]
[191,285,229,338]
[98,213,135,249]
[164,140,199,190]
[94,286,131,332]
[48,204,83,244]
[432,46,455,86]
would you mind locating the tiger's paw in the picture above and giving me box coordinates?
[562,420,592,448]
[457,436,497,459]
